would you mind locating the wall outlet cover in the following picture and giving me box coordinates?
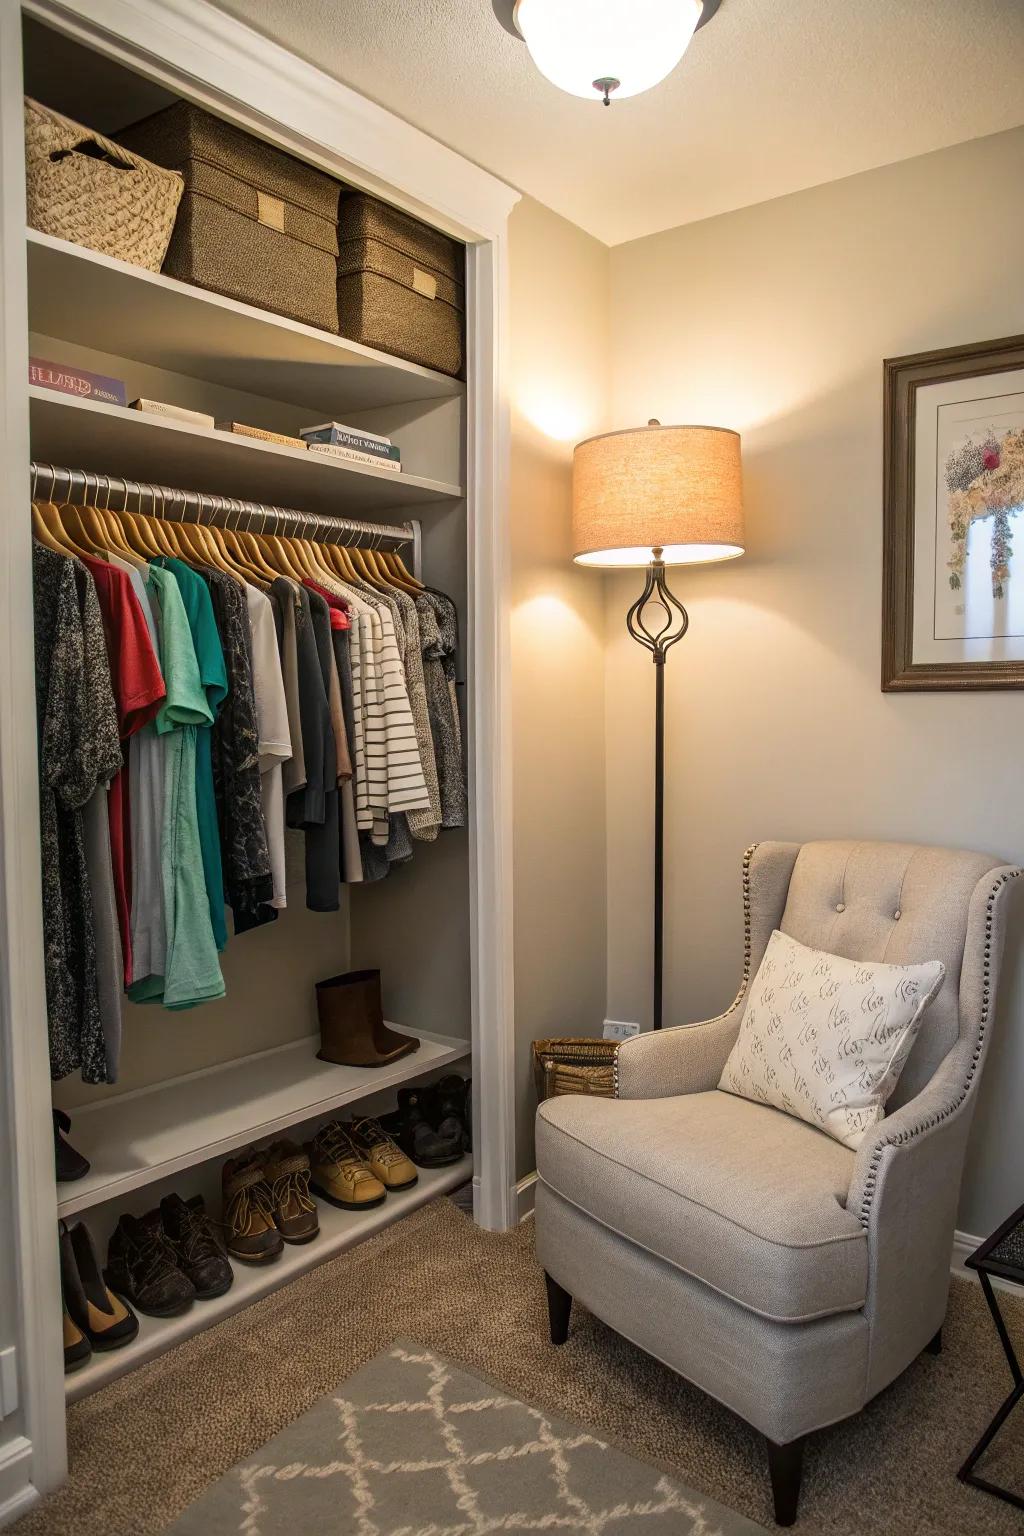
[603,1019,641,1042]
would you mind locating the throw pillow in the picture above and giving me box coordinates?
[718,929,944,1149]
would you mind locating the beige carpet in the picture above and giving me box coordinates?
[15,1198,1024,1535]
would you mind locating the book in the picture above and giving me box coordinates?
[215,421,308,450]
[29,357,126,408]
[307,441,401,473]
[299,421,400,462]
[130,399,215,429]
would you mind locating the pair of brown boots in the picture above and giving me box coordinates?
[222,1141,319,1263]
[316,970,419,1068]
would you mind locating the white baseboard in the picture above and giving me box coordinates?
[952,1228,980,1280]
[516,1172,537,1222]
[0,1438,35,1531]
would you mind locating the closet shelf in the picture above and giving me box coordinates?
[29,388,463,515]
[64,1156,473,1403]
[27,231,464,412]
[57,1027,469,1219]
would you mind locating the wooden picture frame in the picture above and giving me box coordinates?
[883,332,1024,690]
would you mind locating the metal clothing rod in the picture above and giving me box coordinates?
[29,462,421,572]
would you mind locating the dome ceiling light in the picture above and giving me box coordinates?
[492,0,723,106]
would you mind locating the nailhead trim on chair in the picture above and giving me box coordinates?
[856,867,1022,1228]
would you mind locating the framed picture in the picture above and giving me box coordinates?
[883,332,1024,690]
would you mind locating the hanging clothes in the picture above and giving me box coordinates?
[417,590,467,829]
[245,584,292,910]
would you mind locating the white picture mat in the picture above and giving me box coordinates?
[912,367,1024,664]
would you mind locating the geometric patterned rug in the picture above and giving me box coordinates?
[165,1339,768,1534]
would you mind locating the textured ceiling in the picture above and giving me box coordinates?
[211,0,1024,245]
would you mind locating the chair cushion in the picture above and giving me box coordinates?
[536,1089,867,1323]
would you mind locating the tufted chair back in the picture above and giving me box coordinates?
[761,840,1005,1107]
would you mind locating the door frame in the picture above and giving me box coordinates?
[2,0,519,1502]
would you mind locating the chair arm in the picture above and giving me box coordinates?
[615,999,743,1099]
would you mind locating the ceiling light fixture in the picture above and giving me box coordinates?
[493,0,723,105]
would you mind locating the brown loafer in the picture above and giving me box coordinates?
[264,1140,320,1244]
[222,1154,284,1263]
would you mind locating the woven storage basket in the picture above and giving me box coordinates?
[24,98,183,272]
[532,1038,618,1103]
[117,103,340,333]
[338,193,465,378]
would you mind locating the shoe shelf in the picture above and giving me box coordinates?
[57,1027,469,1220]
[64,1154,473,1403]
[27,230,464,413]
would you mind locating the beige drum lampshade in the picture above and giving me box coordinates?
[572,422,744,567]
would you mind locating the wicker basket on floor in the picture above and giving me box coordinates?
[24,97,183,272]
[532,1038,618,1103]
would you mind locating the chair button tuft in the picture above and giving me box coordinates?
[893,909,901,920]
[835,902,845,913]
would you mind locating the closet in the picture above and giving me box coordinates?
[0,0,517,1507]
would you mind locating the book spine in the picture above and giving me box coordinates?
[302,426,399,460]
[307,442,401,473]
[130,399,215,429]
[29,357,126,408]
[299,421,391,447]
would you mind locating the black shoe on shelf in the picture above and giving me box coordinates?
[53,1108,90,1182]
[62,1306,91,1374]
[432,1074,472,1153]
[105,1214,196,1317]
[384,1088,464,1169]
[156,1193,234,1300]
[60,1219,139,1353]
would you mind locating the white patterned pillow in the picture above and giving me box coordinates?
[718,930,945,1149]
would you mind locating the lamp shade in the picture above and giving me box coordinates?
[572,423,744,567]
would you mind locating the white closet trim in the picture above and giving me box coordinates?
[4,0,521,1502]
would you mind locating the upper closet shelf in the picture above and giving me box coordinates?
[57,1026,469,1219]
[29,388,463,515]
[26,231,465,413]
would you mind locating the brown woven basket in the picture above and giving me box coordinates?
[24,98,183,272]
[532,1038,618,1103]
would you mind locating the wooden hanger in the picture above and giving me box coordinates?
[381,549,423,593]
[233,526,280,584]
[91,476,140,562]
[262,532,306,583]
[112,480,164,559]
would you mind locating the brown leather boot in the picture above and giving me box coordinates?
[315,969,419,1068]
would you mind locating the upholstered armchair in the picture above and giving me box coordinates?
[535,840,1021,1525]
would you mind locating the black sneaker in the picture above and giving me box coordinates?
[157,1194,233,1300]
[385,1088,464,1168]
[53,1108,90,1182]
[105,1215,195,1317]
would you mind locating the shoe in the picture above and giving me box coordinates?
[315,969,419,1068]
[432,1075,472,1153]
[263,1141,320,1243]
[385,1088,464,1168]
[156,1194,233,1298]
[105,1214,195,1317]
[222,1155,284,1263]
[349,1117,418,1192]
[63,1306,91,1373]
[308,1122,386,1210]
[60,1220,139,1349]
[53,1109,90,1182]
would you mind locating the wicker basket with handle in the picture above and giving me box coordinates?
[24,98,183,273]
[532,1037,618,1103]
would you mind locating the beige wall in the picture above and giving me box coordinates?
[605,127,1024,1238]
[509,196,610,1178]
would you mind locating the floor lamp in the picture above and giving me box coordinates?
[572,422,744,1031]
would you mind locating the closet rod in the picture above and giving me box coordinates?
[29,461,423,577]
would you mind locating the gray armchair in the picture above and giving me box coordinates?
[535,840,1021,1525]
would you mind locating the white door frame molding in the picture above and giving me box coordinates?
[6,0,520,1501]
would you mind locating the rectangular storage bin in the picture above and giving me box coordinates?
[24,97,183,273]
[117,102,340,333]
[337,194,464,378]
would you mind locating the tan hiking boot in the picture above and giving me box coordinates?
[308,1121,386,1211]
[349,1117,418,1192]
[222,1154,284,1263]
[264,1140,320,1244]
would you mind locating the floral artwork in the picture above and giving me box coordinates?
[946,426,1024,600]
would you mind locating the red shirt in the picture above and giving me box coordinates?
[80,556,165,985]
[303,578,351,631]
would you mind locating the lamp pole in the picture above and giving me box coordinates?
[626,548,689,1031]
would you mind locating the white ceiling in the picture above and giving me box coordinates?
[213,0,1024,246]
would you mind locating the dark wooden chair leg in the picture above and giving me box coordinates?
[766,1435,805,1527]
[544,1272,572,1345]
[925,1326,942,1356]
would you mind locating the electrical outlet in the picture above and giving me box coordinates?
[603,1019,641,1042]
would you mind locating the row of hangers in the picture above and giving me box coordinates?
[30,470,423,597]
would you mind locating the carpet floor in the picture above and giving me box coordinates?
[14,1197,1024,1536]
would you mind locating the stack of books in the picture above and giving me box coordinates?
[299,421,401,474]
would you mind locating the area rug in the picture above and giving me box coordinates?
[166,1338,766,1535]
